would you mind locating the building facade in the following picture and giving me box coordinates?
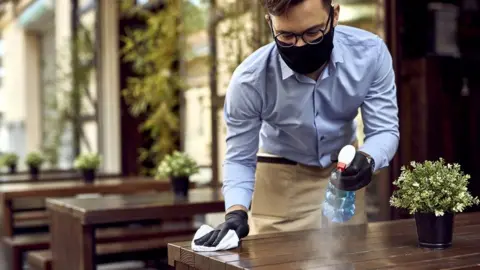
[0,0,386,192]
[0,0,121,173]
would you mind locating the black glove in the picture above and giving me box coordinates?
[330,150,373,191]
[194,210,249,247]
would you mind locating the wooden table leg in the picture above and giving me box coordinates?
[2,199,13,236]
[176,261,197,270]
[49,208,96,270]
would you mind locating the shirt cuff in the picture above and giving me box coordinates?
[223,187,253,211]
[359,143,387,172]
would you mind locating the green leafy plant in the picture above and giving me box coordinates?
[390,158,480,216]
[156,151,200,178]
[73,153,101,170]
[25,152,45,168]
[0,153,19,167]
[120,0,184,175]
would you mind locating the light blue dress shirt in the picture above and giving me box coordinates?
[222,25,400,211]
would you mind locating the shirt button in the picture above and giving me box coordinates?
[320,136,325,141]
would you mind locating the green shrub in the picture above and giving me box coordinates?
[25,152,45,168]
[0,153,18,167]
[156,151,199,178]
[73,153,101,170]
[390,158,480,216]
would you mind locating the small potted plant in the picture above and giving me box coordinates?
[156,151,199,197]
[390,158,480,249]
[1,153,19,174]
[25,152,45,179]
[73,153,101,183]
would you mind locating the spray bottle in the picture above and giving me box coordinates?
[322,145,357,224]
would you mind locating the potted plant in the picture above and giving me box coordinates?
[25,152,45,179]
[73,153,101,183]
[156,151,200,197]
[390,158,480,249]
[1,153,19,174]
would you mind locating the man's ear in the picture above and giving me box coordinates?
[264,14,270,25]
[333,4,340,27]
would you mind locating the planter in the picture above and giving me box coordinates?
[8,164,16,174]
[29,166,39,179]
[415,212,454,249]
[170,176,190,198]
[81,169,96,184]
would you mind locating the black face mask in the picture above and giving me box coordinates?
[274,11,335,75]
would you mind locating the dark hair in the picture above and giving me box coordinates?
[264,0,332,16]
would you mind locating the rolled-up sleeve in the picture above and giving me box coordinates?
[359,38,400,171]
[222,70,262,211]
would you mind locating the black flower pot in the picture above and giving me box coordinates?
[82,169,96,184]
[29,166,39,179]
[8,164,16,174]
[415,212,454,249]
[170,176,189,198]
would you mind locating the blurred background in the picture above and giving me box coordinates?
[0,0,478,222]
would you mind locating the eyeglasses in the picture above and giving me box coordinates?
[270,7,333,48]
[274,28,327,48]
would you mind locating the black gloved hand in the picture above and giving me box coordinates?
[330,150,373,191]
[194,210,249,247]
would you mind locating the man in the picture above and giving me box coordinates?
[195,0,399,247]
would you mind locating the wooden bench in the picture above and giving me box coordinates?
[4,221,198,270]
[0,177,174,237]
[27,234,194,270]
[2,233,50,270]
[13,211,50,234]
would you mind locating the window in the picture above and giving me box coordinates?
[197,96,204,136]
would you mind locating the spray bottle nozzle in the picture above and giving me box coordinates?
[336,163,347,172]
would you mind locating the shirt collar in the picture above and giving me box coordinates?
[279,40,344,81]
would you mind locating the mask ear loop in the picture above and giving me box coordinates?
[323,6,335,37]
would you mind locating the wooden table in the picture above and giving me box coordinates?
[0,171,120,184]
[0,177,172,236]
[168,212,480,270]
[46,187,224,270]
[0,168,75,176]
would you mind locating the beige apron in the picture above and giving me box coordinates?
[249,144,367,235]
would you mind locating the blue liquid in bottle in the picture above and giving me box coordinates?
[322,170,356,223]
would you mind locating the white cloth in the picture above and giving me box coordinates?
[191,224,239,251]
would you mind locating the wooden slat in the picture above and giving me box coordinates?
[27,250,52,270]
[13,211,49,222]
[14,219,49,230]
